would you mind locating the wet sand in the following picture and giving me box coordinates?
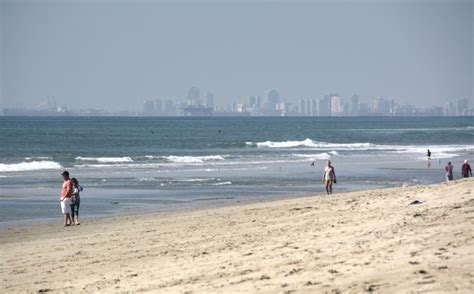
[1,178,473,293]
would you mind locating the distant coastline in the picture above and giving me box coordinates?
[1,110,473,118]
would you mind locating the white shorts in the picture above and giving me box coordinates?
[61,198,71,214]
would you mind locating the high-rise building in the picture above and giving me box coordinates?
[248,96,262,108]
[142,100,154,114]
[299,99,306,116]
[265,89,280,110]
[309,99,317,116]
[389,99,397,116]
[330,95,343,116]
[187,87,200,106]
[444,101,456,116]
[456,98,469,116]
[317,96,331,116]
[164,99,175,116]
[370,97,390,115]
[154,99,162,115]
[206,92,214,108]
[248,96,257,108]
[348,94,359,116]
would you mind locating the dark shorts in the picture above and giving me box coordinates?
[70,202,80,216]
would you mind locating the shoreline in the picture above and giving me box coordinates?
[1,179,473,292]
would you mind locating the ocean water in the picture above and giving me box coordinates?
[0,116,472,225]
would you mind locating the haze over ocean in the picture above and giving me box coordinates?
[0,116,472,225]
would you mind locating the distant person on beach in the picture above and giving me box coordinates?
[60,171,73,226]
[322,160,336,195]
[70,178,83,225]
[461,160,472,178]
[445,162,454,181]
[427,149,431,160]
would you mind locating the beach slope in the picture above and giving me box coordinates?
[1,179,473,293]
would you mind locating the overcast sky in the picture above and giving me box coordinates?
[1,0,472,111]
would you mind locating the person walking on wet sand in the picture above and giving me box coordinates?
[445,162,454,182]
[461,160,472,178]
[60,171,73,226]
[322,160,337,195]
[427,149,431,160]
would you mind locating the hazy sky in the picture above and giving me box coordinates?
[1,0,472,111]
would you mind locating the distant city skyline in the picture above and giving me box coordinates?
[3,87,471,117]
[1,0,472,111]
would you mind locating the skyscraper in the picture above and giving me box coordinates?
[142,100,154,115]
[187,87,200,106]
[456,98,469,116]
[330,95,343,116]
[206,92,214,108]
[348,94,359,116]
[154,99,162,115]
[265,89,280,110]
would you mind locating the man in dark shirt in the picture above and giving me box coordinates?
[461,160,472,178]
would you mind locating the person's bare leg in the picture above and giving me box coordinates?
[329,182,333,194]
[63,214,71,226]
[325,181,330,195]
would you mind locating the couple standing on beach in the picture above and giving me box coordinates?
[60,171,82,226]
[445,160,472,182]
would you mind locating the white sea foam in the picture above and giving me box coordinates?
[163,155,225,164]
[248,139,474,155]
[179,178,216,182]
[292,153,332,160]
[75,156,133,163]
[390,145,473,156]
[249,139,374,149]
[212,181,232,186]
[24,156,51,160]
[0,161,62,172]
[137,177,159,182]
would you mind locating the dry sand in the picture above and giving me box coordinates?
[1,178,473,293]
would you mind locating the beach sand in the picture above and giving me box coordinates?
[1,178,473,293]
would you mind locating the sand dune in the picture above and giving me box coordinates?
[1,178,473,293]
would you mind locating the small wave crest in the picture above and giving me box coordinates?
[212,181,232,186]
[75,156,133,163]
[163,155,225,164]
[24,156,51,160]
[248,138,373,149]
[0,161,63,172]
[292,152,332,160]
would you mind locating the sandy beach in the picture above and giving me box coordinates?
[1,178,473,293]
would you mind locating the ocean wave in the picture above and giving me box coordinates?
[292,153,332,160]
[75,156,133,163]
[162,155,225,164]
[388,145,474,158]
[212,181,232,186]
[247,139,374,149]
[137,177,159,182]
[24,156,52,160]
[0,161,63,172]
[247,139,474,154]
[179,178,216,182]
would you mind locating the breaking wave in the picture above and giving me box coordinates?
[0,161,63,172]
[162,155,225,164]
[246,139,374,149]
[75,156,133,163]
